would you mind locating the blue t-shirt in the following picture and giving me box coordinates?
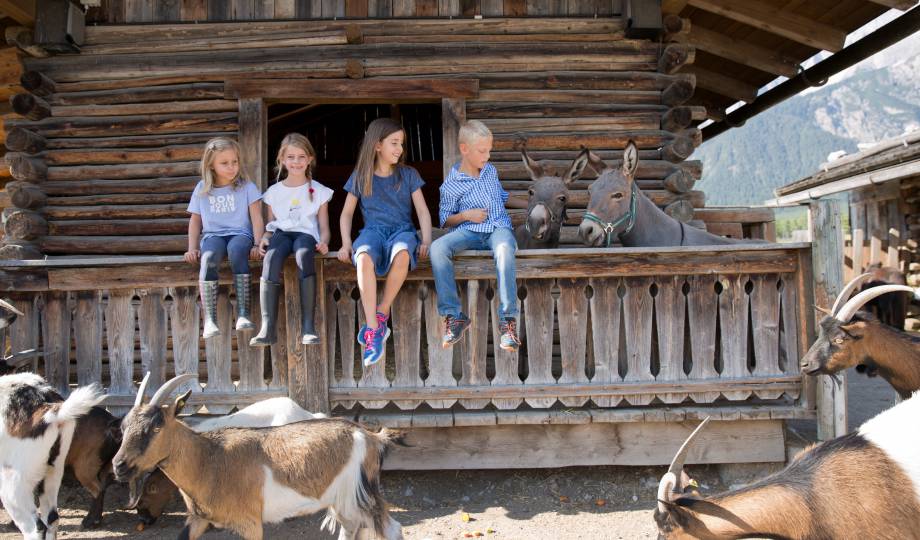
[344,166,425,232]
[187,180,262,241]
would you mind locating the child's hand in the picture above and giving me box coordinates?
[316,242,329,255]
[183,249,200,264]
[337,245,353,264]
[249,246,261,260]
[465,208,488,223]
[418,242,430,260]
[258,236,270,257]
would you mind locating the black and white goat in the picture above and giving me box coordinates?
[113,374,403,540]
[0,373,103,539]
[654,393,920,539]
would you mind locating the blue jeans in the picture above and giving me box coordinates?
[200,234,252,281]
[430,227,518,319]
[262,230,317,283]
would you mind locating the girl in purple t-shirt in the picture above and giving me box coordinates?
[185,137,264,339]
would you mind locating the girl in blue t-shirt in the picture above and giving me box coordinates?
[185,137,264,339]
[338,118,433,366]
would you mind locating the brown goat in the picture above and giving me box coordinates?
[655,396,920,539]
[66,407,120,529]
[800,273,919,398]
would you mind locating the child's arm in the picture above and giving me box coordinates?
[185,213,202,264]
[316,202,331,255]
[411,189,433,259]
[249,200,264,260]
[443,208,487,228]
[337,193,359,264]
[258,206,275,256]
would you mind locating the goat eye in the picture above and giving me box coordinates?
[612,193,624,200]
[152,427,161,433]
[833,337,844,345]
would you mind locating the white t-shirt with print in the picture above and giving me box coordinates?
[263,180,334,242]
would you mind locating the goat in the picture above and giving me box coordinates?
[654,393,920,539]
[0,373,103,540]
[0,298,23,331]
[133,396,328,528]
[113,374,404,540]
[800,272,919,398]
[860,264,908,330]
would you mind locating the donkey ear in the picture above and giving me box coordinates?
[583,146,609,174]
[622,141,639,178]
[520,145,544,180]
[563,148,591,185]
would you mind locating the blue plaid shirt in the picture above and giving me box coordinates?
[439,162,512,233]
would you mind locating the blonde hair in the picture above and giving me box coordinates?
[275,132,318,201]
[199,137,244,194]
[352,118,405,198]
[458,120,492,146]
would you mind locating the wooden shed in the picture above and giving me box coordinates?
[0,0,911,469]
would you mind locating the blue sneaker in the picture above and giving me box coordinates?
[441,313,471,349]
[362,324,390,366]
[358,311,389,346]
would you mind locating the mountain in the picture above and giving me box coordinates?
[695,49,920,206]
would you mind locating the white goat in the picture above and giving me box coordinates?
[114,374,403,540]
[0,373,103,540]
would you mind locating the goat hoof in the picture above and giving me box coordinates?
[80,516,102,530]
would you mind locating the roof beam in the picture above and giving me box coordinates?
[0,0,35,26]
[688,0,847,52]
[673,25,798,77]
[681,65,759,103]
[662,0,690,14]
[866,0,917,10]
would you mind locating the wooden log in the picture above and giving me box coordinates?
[227,78,479,100]
[43,203,188,220]
[10,93,51,120]
[681,127,703,148]
[661,136,695,163]
[662,168,695,193]
[4,209,47,240]
[19,71,55,97]
[5,26,48,58]
[0,243,42,260]
[661,106,695,132]
[47,192,191,207]
[42,291,70,393]
[41,235,187,254]
[6,181,46,209]
[47,161,199,182]
[660,77,695,106]
[81,30,352,55]
[44,145,203,166]
[41,176,198,196]
[7,153,47,182]
[5,112,238,138]
[49,83,224,107]
[662,14,690,38]
[467,102,668,119]
[658,44,694,74]
[477,88,658,104]
[477,71,693,91]
[52,99,238,117]
[48,218,188,236]
[5,127,47,153]
[492,130,676,152]
[44,132,221,150]
[663,199,694,222]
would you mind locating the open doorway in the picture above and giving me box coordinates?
[267,103,443,249]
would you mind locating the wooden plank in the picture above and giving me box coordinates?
[368,0,392,16]
[169,286,202,396]
[686,0,846,52]
[0,0,35,25]
[8,296,39,372]
[269,288,289,390]
[282,261,308,407]
[751,275,783,400]
[868,199,884,266]
[654,275,687,404]
[238,98,268,191]
[460,0,479,15]
[274,0,296,17]
[105,289,136,415]
[302,262,329,413]
[588,277,622,407]
[332,281,358,398]
[391,281,423,410]
[718,274,751,401]
[481,0,502,15]
[675,24,796,77]
[458,280,491,409]
[181,0,208,20]
[780,274,801,388]
[686,275,719,403]
[442,98,465,180]
[423,283,457,408]
[490,284,522,410]
[851,202,866,275]
[522,279,556,407]
[887,198,900,269]
[322,0,346,17]
[208,0,230,19]
[225,78,479,100]
[622,277,655,405]
[138,288,168,394]
[41,291,69,394]
[557,278,589,407]
[393,0,416,15]
[503,0,525,15]
[73,291,103,386]
[383,420,786,469]
[255,0,275,18]
[345,0,369,16]
[415,0,437,15]
[204,286,234,413]
[681,66,758,104]
[238,278,265,393]
[439,0,459,14]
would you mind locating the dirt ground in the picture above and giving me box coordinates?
[0,368,897,540]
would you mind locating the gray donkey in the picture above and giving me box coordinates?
[578,141,764,247]
[514,146,590,249]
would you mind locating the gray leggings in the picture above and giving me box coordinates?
[261,230,317,283]
[200,234,252,281]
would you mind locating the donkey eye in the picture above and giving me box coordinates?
[612,193,624,200]
[528,188,535,196]
[558,195,566,203]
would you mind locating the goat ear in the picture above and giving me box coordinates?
[563,148,590,185]
[841,322,864,336]
[173,389,193,417]
[621,141,639,178]
[814,305,833,317]
[520,145,544,180]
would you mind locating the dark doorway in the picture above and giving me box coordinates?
[267,103,443,250]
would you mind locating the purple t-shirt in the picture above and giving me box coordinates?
[187,180,262,241]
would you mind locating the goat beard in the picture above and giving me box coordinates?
[126,470,153,509]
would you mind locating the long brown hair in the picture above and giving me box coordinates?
[199,137,244,194]
[352,118,405,197]
[274,132,317,201]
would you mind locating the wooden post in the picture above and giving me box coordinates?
[442,98,466,180]
[809,199,847,439]
[284,259,329,413]
[238,98,267,191]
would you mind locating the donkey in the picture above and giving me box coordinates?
[514,146,590,249]
[577,141,763,247]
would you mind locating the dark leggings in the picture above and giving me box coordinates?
[200,234,252,281]
[261,230,317,283]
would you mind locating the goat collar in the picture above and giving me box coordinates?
[584,181,638,248]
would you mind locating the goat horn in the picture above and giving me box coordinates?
[149,373,198,407]
[668,417,710,476]
[830,273,873,317]
[835,284,915,323]
[3,348,42,368]
[134,372,151,409]
[657,473,677,514]
[0,299,24,317]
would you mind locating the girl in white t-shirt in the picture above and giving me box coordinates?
[250,133,333,346]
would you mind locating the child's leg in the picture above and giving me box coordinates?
[251,232,294,346]
[378,250,409,317]
[488,228,519,319]
[356,252,379,330]
[198,236,229,338]
[429,229,479,318]
[292,234,319,344]
[227,235,254,330]
[262,232,294,284]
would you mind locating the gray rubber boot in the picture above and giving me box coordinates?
[300,275,319,345]
[199,280,220,339]
[249,279,280,347]
[233,274,255,331]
